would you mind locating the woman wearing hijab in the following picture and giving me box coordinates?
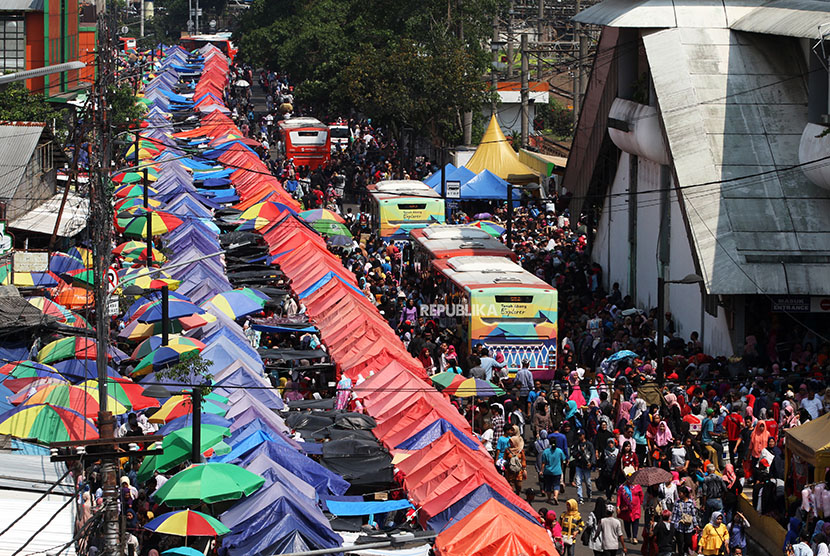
[699,512,729,555]
[749,421,770,478]
[568,370,586,407]
[600,438,619,498]
[784,517,803,553]
[613,440,640,487]
[617,471,644,544]
[545,509,564,543]
[504,426,527,494]
[814,533,829,556]
[418,347,435,375]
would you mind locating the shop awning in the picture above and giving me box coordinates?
[9,193,89,237]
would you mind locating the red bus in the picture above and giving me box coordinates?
[278,117,331,170]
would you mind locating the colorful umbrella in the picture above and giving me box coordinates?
[0,360,63,379]
[442,378,505,398]
[299,208,346,224]
[49,252,87,275]
[309,220,352,237]
[132,336,205,361]
[117,211,183,238]
[205,289,267,320]
[114,183,159,199]
[79,378,160,411]
[238,201,290,222]
[144,509,230,537]
[131,345,201,377]
[469,220,506,237]
[63,268,96,289]
[37,337,101,364]
[137,425,230,481]
[0,403,98,443]
[163,546,208,556]
[113,241,167,263]
[25,297,92,330]
[148,395,228,424]
[13,271,59,288]
[136,299,205,323]
[117,267,180,292]
[114,195,162,212]
[2,376,67,395]
[430,371,466,391]
[21,383,128,417]
[117,313,215,341]
[152,463,264,506]
[53,285,94,309]
[112,167,159,185]
[67,246,93,267]
[37,336,98,363]
[52,359,121,382]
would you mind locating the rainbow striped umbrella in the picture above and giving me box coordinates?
[148,395,228,424]
[114,183,158,199]
[0,403,98,443]
[13,271,59,288]
[37,337,100,364]
[21,383,128,417]
[132,336,205,361]
[79,378,160,411]
[63,268,95,289]
[0,360,63,379]
[136,298,204,323]
[299,208,346,224]
[442,377,505,398]
[117,211,183,238]
[205,288,268,320]
[25,297,92,330]
[469,220,506,237]
[131,344,202,377]
[238,201,289,222]
[49,252,88,274]
[430,371,466,391]
[117,267,180,292]
[114,196,162,212]
[117,313,216,341]
[144,509,229,537]
[113,241,167,263]
[112,167,159,184]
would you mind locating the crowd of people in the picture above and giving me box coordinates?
[208,61,830,556]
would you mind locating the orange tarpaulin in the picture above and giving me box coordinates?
[433,498,557,556]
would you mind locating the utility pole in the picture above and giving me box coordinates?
[537,0,544,80]
[520,33,529,148]
[91,2,118,554]
[139,0,144,37]
[506,0,514,79]
[573,0,584,127]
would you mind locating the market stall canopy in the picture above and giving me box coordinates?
[9,193,89,238]
[464,115,538,185]
[784,411,830,480]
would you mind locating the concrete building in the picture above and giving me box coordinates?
[563,0,830,356]
[483,81,550,136]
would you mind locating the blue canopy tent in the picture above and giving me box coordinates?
[241,452,317,500]
[459,169,522,200]
[428,166,475,193]
[157,413,232,436]
[423,163,457,188]
[394,418,480,451]
[214,367,284,410]
[298,271,364,300]
[426,483,539,532]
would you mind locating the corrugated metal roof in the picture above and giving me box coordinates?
[642,27,830,295]
[573,0,677,27]
[0,123,45,201]
[9,192,90,237]
[0,0,44,11]
[730,0,830,38]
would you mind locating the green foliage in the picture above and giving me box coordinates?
[234,0,503,143]
[0,83,70,140]
[155,354,214,396]
[536,99,574,140]
[149,0,228,43]
[108,83,146,131]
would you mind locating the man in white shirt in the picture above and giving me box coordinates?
[801,388,824,420]
[600,505,628,555]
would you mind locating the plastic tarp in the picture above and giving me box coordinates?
[214,367,283,410]
[325,499,412,516]
[394,419,479,452]
[235,441,350,496]
[428,166,475,193]
[426,483,539,532]
[423,164,457,188]
[242,452,317,501]
[459,169,522,200]
[433,498,556,556]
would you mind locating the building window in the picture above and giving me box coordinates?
[37,142,53,175]
[0,15,25,72]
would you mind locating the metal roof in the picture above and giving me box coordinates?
[416,236,513,257]
[437,256,554,288]
[0,123,45,200]
[0,0,44,11]
[642,27,830,295]
[730,0,830,38]
[421,225,492,240]
[371,180,435,195]
[9,192,90,237]
[446,256,524,273]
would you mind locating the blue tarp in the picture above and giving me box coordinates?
[426,483,539,533]
[157,413,232,436]
[423,163,457,188]
[298,271,364,300]
[429,166,476,193]
[214,367,284,410]
[251,324,317,334]
[394,418,480,451]
[460,168,522,200]
[325,499,412,516]
[242,452,317,500]
[235,441,350,496]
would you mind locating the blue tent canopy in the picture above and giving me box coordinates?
[157,413,232,436]
[324,499,412,516]
[394,418,480,451]
[460,169,522,200]
[426,483,539,533]
[423,163,457,188]
[298,271,363,300]
[429,166,476,193]
[214,367,284,410]
[235,441,350,496]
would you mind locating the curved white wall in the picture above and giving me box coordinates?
[799,122,830,191]
[607,98,671,166]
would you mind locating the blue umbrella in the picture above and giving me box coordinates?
[162,548,203,556]
[137,299,205,323]
[607,349,639,363]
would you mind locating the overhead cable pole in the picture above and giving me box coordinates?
[91,2,118,553]
[537,0,544,80]
[520,33,529,148]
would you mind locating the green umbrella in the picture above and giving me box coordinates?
[152,463,265,506]
[310,220,352,237]
[136,425,230,483]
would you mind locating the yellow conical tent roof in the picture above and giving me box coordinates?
[465,115,538,184]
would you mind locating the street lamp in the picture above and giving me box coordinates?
[656,273,704,384]
[142,384,203,465]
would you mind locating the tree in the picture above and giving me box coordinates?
[0,83,70,139]
[108,83,146,131]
